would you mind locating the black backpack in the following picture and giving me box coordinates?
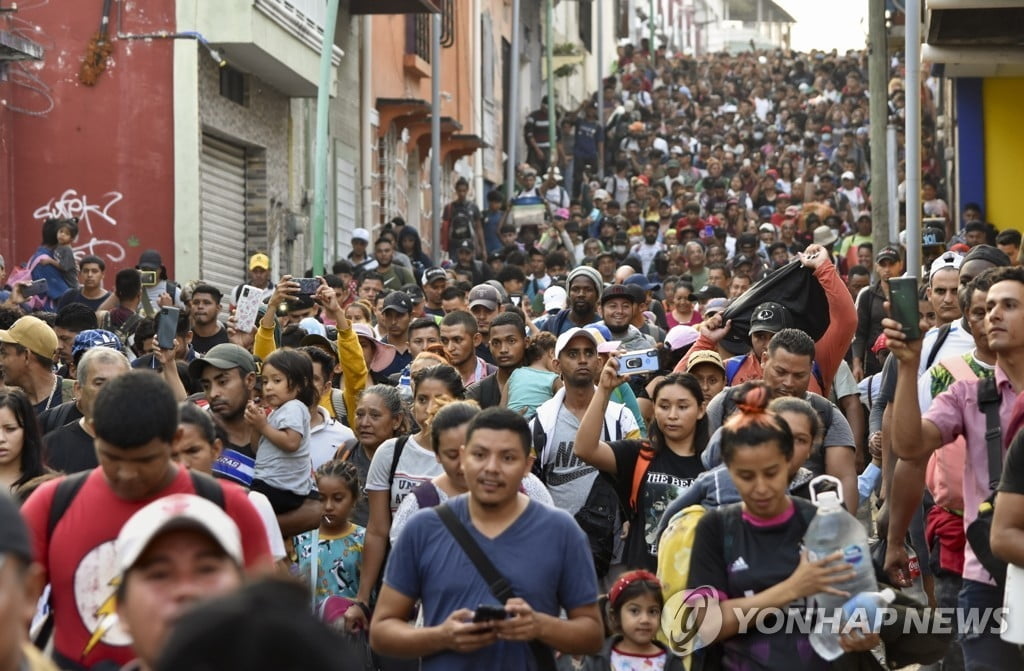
[449,211,474,246]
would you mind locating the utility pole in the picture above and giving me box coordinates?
[506,0,521,205]
[868,0,890,260]
[905,0,922,277]
[546,0,555,173]
[431,12,442,263]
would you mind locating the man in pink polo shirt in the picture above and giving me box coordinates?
[884,265,1024,669]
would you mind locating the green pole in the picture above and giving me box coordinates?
[546,0,554,172]
[311,0,341,277]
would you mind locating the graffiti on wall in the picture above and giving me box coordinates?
[32,189,129,263]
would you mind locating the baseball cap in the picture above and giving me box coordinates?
[543,285,567,312]
[600,284,639,304]
[841,171,856,181]
[298,317,327,338]
[759,222,775,233]
[732,253,756,268]
[554,208,570,220]
[554,327,601,358]
[686,349,725,374]
[401,284,425,303]
[0,316,58,361]
[930,251,964,276]
[352,228,370,243]
[456,239,474,252]
[922,227,945,247]
[381,291,413,314]
[138,249,163,270]
[299,332,338,358]
[249,253,270,270]
[116,494,243,575]
[749,301,791,335]
[422,267,447,286]
[694,285,728,301]
[666,325,699,351]
[468,284,501,311]
[876,246,901,263]
[702,297,730,317]
[352,323,397,372]
[188,343,257,380]
[593,189,610,201]
[623,274,661,293]
[71,329,124,363]
[870,333,889,355]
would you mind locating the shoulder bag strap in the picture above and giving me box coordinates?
[435,504,556,671]
[977,377,1003,491]
[436,504,514,602]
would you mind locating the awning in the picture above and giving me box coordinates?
[351,0,441,14]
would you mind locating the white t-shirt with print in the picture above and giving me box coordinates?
[364,435,443,514]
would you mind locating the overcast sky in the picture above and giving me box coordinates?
[778,0,869,52]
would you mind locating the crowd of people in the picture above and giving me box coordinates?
[1,40,1024,671]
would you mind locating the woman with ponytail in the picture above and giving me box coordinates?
[574,354,710,571]
[681,381,878,668]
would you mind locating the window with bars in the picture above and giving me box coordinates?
[406,13,431,63]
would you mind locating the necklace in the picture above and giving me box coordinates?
[42,375,59,412]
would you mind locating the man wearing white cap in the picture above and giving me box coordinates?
[347,228,377,273]
[115,494,246,671]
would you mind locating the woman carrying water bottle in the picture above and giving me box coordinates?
[683,381,879,668]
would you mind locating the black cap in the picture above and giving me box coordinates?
[0,492,31,564]
[732,254,755,268]
[400,284,425,302]
[138,249,163,270]
[421,267,447,285]
[600,284,639,304]
[749,301,791,334]
[456,239,474,251]
[922,227,945,247]
[876,246,901,263]
[381,291,413,314]
[694,284,728,301]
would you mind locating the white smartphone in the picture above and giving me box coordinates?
[234,285,262,334]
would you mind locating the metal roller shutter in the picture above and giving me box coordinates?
[200,135,247,295]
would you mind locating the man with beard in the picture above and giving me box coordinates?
[597,285,654,351]
[190,344,260,490]
[374,238,415,291]
[541,266,602,335]
[189,284,229,355]
[190,344,319,535]
[466,312,528,408]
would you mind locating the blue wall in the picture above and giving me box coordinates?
[955,78,986,221]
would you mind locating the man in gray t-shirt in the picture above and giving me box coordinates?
[702,329,859,511]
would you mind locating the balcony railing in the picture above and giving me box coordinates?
[254,0,342,65]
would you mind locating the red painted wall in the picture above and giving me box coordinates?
[0,0,176,280]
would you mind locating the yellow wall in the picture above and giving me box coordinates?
[983,78,1024,232]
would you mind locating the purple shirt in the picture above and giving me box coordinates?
[924,365,1019,584]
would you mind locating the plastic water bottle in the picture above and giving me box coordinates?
[397,368,413,403]
[804,476,880,660]
[810,589,896,660]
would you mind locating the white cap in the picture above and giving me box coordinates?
[665,325,699,351]
[929,251,964,277]
[593,189,610,201]
[116,494,243,575]
[670,145,685,155]
[759,223,776,233]
[554,327,600,358]
[352,227,370,242]
[543,285,567,312]
[841,171,856,181]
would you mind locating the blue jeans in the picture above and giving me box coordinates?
[958,579,1024,670]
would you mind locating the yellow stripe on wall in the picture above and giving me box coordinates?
[983,77,1024,233]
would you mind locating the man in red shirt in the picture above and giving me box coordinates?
[22,372,271,670]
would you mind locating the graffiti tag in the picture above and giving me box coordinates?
[32,189,126,263]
